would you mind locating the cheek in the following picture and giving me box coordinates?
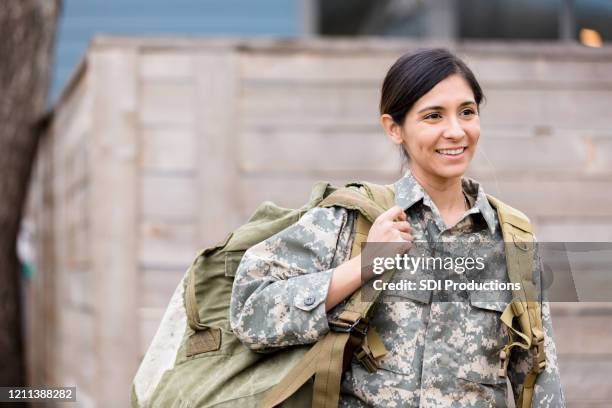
[468,120,481,142]
[471,130,480,144]
[409,128,439,153]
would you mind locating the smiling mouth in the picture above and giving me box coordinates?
[436,147,467,156]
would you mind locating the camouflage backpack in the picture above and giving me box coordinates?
[131,181,545,408]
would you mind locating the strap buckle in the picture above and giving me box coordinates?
[498,347,511,377]
[532,330,547,373]
[354,345,379,373]
[329,317,368,336]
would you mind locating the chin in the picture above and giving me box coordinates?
[432,165,468,180]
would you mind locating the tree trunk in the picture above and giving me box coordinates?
[0,0,61,387]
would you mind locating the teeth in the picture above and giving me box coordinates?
[437,147,465,155]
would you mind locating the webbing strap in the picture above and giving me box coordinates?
[345,182,396,210]
[518,371,539,408]
[312,332,349,408]
[186,263,207,331]
[185,257,223,354]
[319,188,386,224]
[258,332,350,408]
[323,183,396,327]
[488,194,546,408]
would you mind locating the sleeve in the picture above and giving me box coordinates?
[507,237,566,407]
[229,206,355,352]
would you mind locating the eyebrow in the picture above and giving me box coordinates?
[417,100,476,114]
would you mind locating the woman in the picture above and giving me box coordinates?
[230,48,565,407]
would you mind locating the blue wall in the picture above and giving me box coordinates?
[52,0,301,101]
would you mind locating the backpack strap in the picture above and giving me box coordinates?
[259,182,395,408]
[320,182,395,351]
[320,183,396,372]
[487,194,546,408]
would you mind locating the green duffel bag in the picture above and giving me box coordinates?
[131,181,396,408]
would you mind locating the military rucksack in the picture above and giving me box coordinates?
[131,181,545,408]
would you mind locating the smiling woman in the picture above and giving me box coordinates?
[379,49,484,228]
[228,48,566,407]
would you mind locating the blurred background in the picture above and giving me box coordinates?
[1,0,611,407]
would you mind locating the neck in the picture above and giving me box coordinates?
[410,166,465,212]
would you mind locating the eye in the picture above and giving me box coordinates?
[461,108,476,116]
[424,112,442,120]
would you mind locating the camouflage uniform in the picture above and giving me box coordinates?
[230,170,565,407]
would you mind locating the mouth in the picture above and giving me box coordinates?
[435,146,467,158]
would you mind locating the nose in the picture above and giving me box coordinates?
[443,116,466,139]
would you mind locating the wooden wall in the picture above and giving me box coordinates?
[24,37,612,407]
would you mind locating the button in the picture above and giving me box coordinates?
[304,296,315,306]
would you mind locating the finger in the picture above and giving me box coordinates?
[380,206,406,222]
[392,221,412,232]
[399,232,413,242]
[393,207,407,222]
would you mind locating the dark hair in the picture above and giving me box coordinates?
[379,48,485,165]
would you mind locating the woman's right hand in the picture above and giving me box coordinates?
[325,206,414,311]
[362,206,413,278]
[366,205,413,246]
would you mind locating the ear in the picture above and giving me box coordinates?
[380,114,404,146]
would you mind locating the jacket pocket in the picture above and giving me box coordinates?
[455,291,510,386]
[366,289,432,376]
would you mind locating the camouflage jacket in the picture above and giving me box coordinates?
[229,171,565,407]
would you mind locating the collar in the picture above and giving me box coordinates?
[393,169,498,234]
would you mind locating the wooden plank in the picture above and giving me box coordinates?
[552,315,612,355]
[242,52,612,86]
[551,303,612,316]
[140,268,185,309]
[139,81,196,126]
[467,55,612,85]
[480,88,612,129]
[471,133,587,176]
[240,53,393,83]
[141,173,196,221]
[139,53,194,81]
[536,218,612,242]
[52,78,91,151]
[56,307,96,390]
[473,179,612,218]
[140,126,196,172]
[239,130,399,173]
[590,135,612,174]
[471,130,612,177]
[240,83,380,128]
[558,356,612,403]
[195,52,242,243]
[65,270,93,310]
[89,46,140,406]
[139,221,198,270]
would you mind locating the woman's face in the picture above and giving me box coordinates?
[383,74,480,182]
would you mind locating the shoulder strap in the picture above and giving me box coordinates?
[486,194,537,303]
[487,194,546,408]
[319,182,395,223]
[320,182,396,325]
